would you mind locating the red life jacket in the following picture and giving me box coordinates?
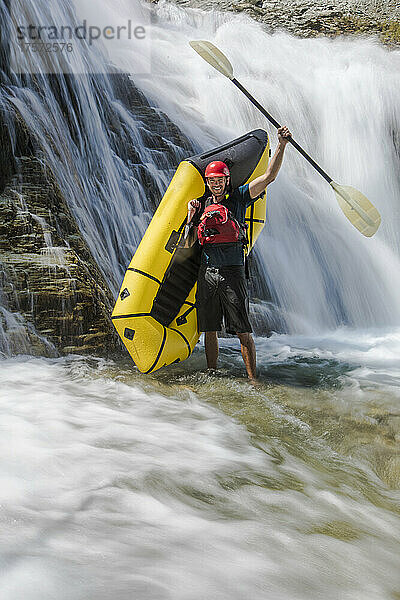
[197,203,247,246]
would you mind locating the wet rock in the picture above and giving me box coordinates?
[0,155,120,356]
[0,70,195,359]
[163,0,400,45]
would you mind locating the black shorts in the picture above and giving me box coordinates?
[196,265,252,334]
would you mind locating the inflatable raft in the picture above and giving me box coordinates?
[112,129,270,373]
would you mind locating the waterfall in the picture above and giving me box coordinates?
[0,0,195,355]
[0,0,193,295]
[1,0,400,358]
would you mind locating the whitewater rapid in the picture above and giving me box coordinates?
[1,342,400,600]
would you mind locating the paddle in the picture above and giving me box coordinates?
[189,40,381,237]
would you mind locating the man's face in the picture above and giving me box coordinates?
[206,176,227,197]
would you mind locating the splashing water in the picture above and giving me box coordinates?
[0,354,399,600]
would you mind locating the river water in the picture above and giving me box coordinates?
[1,330,400,599]
[1,0,400,597]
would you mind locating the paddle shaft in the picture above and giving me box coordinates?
[232,78,333,184]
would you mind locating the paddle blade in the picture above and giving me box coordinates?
[189,40,234,80]
[330,182,381,237]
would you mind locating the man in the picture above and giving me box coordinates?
[187,126,291,380]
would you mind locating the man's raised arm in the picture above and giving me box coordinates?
[249,126,291,200]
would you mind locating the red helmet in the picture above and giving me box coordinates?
[204,160,230,178]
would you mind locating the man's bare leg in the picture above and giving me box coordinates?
[237,332,257,380]
[205,331,218,369]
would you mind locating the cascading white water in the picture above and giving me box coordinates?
[0,0,191,300]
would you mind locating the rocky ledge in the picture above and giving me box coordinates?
[166,0,400,45]
[0,152,120,357]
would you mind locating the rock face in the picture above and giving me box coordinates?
[166,0,400,44]
[0,74,194,357]
[0,153,117,356]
